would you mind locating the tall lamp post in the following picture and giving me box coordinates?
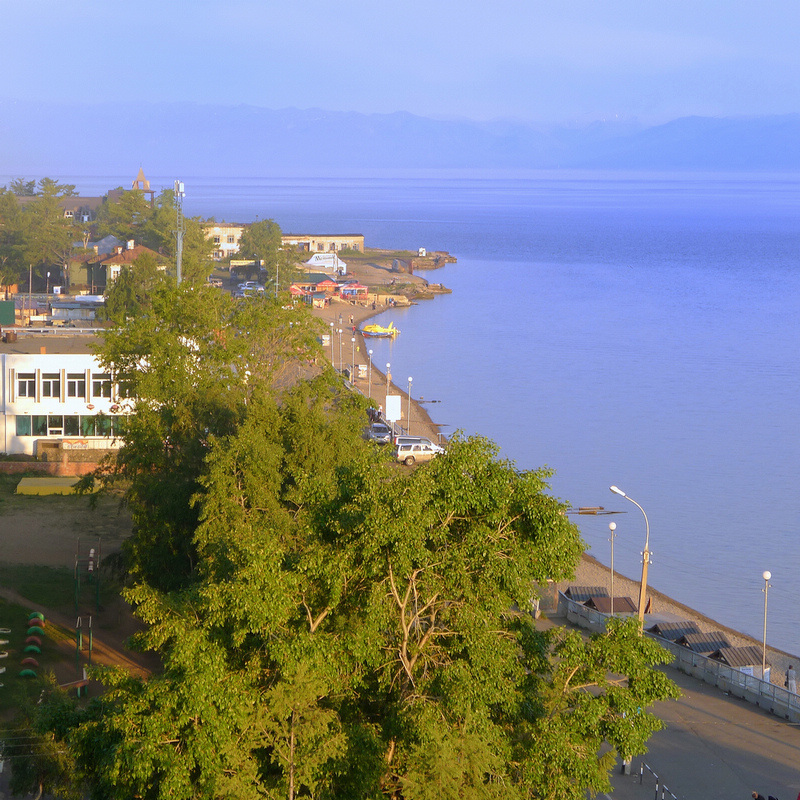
[762,570,771,679]
[608,522,617,617]
[406,377,413,434]
[351,337,356,381]
[338,329,343,374]
[46,271,50,295]
[386,363,391,394]
[368,349,373,399]
[610,486,650,626]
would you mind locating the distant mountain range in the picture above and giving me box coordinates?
[1,100,799,175]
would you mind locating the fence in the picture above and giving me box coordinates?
[557,592,800,723]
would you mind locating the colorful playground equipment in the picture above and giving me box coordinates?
[15,612,47,678]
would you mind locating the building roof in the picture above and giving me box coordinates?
[708,645,764,668]
[0,334,101,355]
[676,631,732,653]
[284,233,364,239]
[584,596,638,614]
[647,620,702,641]
[565,585,609,603]
[97,244,164,266]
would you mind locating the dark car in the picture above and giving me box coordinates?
[365,423,392,444]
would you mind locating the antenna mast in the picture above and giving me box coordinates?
[174,180,185,285]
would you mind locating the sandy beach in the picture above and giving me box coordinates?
[311,259,799,685]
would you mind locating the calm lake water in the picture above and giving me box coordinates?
[24,170,800,654]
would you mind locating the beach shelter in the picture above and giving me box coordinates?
[564,585,608,603]
[708,645,765,676]
[583,596,638,615]
[647,620,702,641]
[676,631,732,654]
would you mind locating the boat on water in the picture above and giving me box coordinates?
[359,321,400,338]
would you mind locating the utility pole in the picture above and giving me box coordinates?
[174,180,185,285]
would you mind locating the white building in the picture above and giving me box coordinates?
[205,223,246,261]
[1,344,129,456]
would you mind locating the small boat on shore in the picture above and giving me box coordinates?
[359,321,400,338]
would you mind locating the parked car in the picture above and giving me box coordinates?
[394,441,444,465]
[365,423,392,444]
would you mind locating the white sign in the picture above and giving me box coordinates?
[385,394,402,423]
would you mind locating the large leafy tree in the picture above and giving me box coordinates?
[95,186,152,241]
[96,188,213,283]
[237,218,299,290]
[20,179,78,289]
[0,187,28,291]
[19,288,678,800]
[139,188,213,284]
[103,252,169,322]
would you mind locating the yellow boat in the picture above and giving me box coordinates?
[359,321,400,338]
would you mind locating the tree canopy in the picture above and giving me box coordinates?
[16,285,678,800]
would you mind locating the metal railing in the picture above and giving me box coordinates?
[557,592,800,723]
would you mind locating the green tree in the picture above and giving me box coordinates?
[95,186,153,241]
[139,188,214,284]
[103,252,168,322]
[237,219,300,290]
[20,179,76,287]
[9,177,36,195]
[0,187,28,291]
[23,289,678,800]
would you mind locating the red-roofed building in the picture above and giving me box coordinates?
[94,241,168,286]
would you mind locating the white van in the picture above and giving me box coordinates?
[394,441,444,465]
[393,435,436,448]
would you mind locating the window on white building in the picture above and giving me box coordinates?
[214,236,221,244]
[227,235,235,243]
[67,373,86,399]
[92,373,112,398]
[17,373,35,398]
[42,373,61,398]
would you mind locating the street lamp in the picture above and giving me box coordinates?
[368,349,373,399]
[762,570,771,679]
[338,329,343,374]
[407,377,413,434]
[46,271,50,295]
[386,362,391,394]
[608,522,616,617]
[351,336,356,381]
[609,485,650,626]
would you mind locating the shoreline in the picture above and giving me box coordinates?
[311,296,444,443]
[565,552,799,681]
[311,275,799,681]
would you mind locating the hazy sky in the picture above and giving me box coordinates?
[4,0,799,123]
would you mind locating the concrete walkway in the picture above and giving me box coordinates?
[541,612,800,800]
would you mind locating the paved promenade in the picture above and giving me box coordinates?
[541,612,800,800]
